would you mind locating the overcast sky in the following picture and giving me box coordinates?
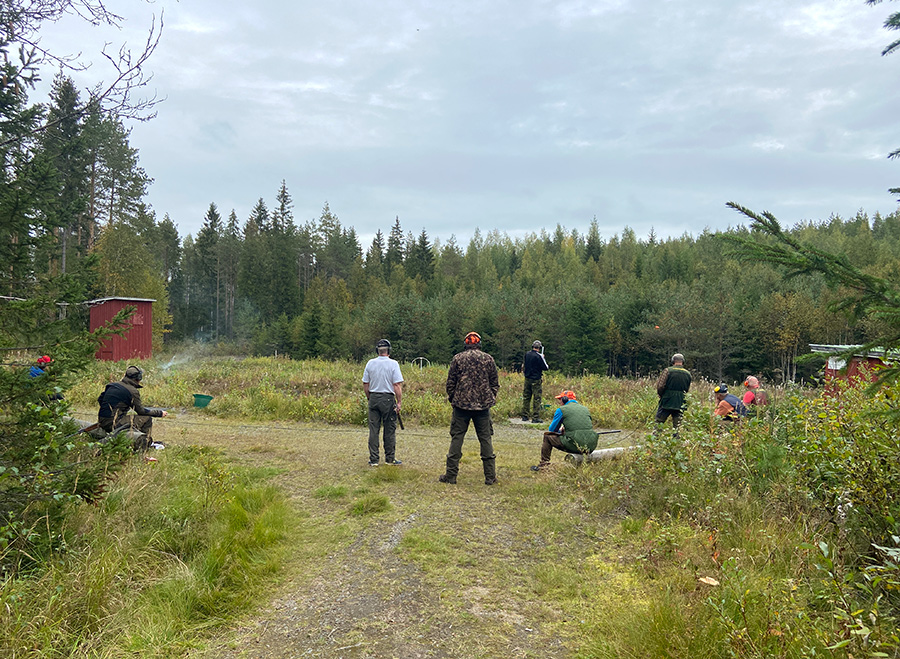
[39,0,900,246]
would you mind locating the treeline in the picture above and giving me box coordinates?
[167,191,900,382]
[5,80,900,382]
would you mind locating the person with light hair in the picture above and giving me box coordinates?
[742,376,769,407]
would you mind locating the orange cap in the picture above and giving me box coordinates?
[555,390,576,401]
[464,331,481,345]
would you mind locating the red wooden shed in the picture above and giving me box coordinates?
[809,344,894,385]
[87,297,155,361]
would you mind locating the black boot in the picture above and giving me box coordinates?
[483,457,497,485]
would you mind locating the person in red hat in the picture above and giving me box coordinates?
[531,390,598,471]
[439,331,500,485]
[29,355,63,400]
[29,355,53,378]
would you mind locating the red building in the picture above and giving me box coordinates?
[809,344,894,385]
[87,297,155,361]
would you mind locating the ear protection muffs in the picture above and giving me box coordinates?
[376,339,391,354]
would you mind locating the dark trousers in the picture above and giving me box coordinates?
[367,392,397,463]
[445,407,496,480]
[539,431,584,464]
[99,414,154,450]
[521,377,543,419]
[655,406,684,428]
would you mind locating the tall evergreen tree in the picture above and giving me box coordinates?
[405,229,435,281]
[267,182,301,317]
[192,203,222,336]
[384,216,404,279]
[218,210,242,339]
[366,230,385,275]
[237,198,271,318]
[37,75,89,285]
[584,218,604,263]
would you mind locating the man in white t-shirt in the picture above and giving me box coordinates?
[362,339,404,466]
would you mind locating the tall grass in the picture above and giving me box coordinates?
[0,446,293,657]
[64,355,783,429]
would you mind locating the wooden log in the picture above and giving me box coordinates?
[564,445,639,464]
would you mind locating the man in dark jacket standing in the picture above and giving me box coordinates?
[440,332,500,485]
[655,353,691,434]
[521,340,549,423]
[97,365,167,449]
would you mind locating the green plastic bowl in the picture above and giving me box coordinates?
[193,394,213,408]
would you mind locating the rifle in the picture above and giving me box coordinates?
[64,421,100,440]
[396,411,405,430]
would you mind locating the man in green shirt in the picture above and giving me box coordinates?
[655,353,691,433]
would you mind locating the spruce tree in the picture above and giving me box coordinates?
[384,216,404,279]
[267,182,301,317]
[366,230,385,275]
[192,203,222,337]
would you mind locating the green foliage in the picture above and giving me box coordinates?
[568,375,900,657]
[775,381,900,547]
[0,446,294,656]
[0,299,135,574]
[170,205,900,385]
[726,203,900,395]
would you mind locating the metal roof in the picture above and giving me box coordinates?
[85,297,156,305]
[809,344,897,360]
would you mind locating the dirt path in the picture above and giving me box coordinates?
[162,415,623,658]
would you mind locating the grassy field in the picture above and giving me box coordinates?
[63,354,748,430]
[6,355,895,658]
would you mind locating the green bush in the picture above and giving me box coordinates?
[570,377,900,656]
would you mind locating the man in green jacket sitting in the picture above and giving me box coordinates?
[531,390,598,471]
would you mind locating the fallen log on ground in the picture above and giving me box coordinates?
[564,445,640,464]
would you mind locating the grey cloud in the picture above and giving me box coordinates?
[37,0,899,242]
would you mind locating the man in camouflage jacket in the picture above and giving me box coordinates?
[440,331,500,485]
